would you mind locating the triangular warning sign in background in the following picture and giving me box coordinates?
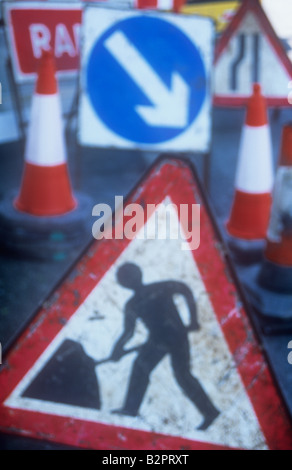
[0,158,291,450]
[214,0,292,106]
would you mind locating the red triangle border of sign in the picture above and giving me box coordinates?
[0,157,291,450]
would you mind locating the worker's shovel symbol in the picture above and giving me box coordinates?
[94,345,142,367]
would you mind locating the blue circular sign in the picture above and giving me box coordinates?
[87,16,207,145]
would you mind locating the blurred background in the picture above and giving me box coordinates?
[0,0,292,450]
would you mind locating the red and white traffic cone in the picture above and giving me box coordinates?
[14,51,76,216]
[226,83,274,241]
[0,52,92,259]
[258,123,292,294]
[173,0,186,13]
[241,124,292,329]
[134,0,185,11]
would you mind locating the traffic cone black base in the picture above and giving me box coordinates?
[224,235,266,266]
[0,191,93,260]
[257,259,292,294]
[239,264,292,325]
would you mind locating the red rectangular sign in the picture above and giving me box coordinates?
[4,2,82,82]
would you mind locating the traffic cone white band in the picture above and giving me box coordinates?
[25,94,66,167]
[157,0,173,9]
[235,124,274,194]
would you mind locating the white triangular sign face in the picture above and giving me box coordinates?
[214,4,292,105]
[5,202,267,450]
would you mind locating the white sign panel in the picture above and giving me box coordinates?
[262,0,292,62]
[78,7,214,152]
[6,202,267,449]
[214,1,292,106]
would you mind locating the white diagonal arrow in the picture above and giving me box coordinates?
[104,31,190,128]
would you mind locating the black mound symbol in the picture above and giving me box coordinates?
[22,339,101,410]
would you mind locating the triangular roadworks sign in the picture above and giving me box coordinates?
[0,157,291,450]
[214,0,292,106]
